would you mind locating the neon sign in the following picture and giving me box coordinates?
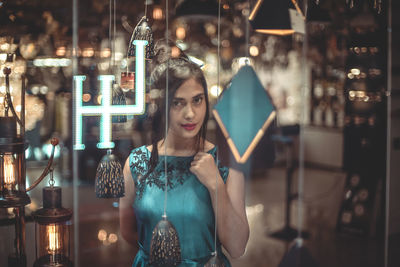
[73,40,148,150]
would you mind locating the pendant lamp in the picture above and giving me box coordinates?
[111,82,127,123]
[306,0,331,24]
[174,0,219,20]
[205,252,225,267]
[127,16,154,60]
[33,180,73,267]
[213,65,276,164]
[149,0,181,261]
[278,239,319,267]
[249,0,305,35]
[94,149,124,198]
[149,215,181,267]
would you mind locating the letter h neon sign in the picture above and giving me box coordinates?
[73,40,148,150]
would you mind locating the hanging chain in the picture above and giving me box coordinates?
[48,168,55,187]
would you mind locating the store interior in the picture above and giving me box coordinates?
[0,0,400,266]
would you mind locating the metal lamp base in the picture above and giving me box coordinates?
[33,254,73,267]
[0,192,31,208]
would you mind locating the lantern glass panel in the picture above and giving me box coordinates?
[35,222,71,265]
[0,150,27,207]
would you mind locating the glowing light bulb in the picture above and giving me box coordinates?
[47,224,61,254]
[153,6,163,20]
[3,155,16,189]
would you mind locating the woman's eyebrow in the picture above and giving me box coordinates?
[172,97,185,101]
[192,93,205,99]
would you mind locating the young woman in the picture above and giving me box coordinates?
[119,40,249,267]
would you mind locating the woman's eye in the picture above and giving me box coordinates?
[173,100,183,107]
[193,97,203,105]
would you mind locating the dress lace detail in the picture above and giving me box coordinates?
[129,146,228,200]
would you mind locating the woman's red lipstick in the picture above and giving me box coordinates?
[181,123,197,131]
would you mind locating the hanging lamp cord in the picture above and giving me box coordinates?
[163,0,169,218]
[213,0,222,256]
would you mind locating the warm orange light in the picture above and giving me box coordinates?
[82,93,91,102]
[255,29,294,35]
[47,224,62,254]
[176,27,186,40]
[153,6,163,20]
[171,46,181,58]
[3,155,15,188]
[82,47,94,58]
[56,46,66,57]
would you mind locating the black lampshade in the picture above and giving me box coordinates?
[149,216,181,267]
[127,16,154,59]
[278,241,319,267]
[249,0,304,35]
[306,1,332,23]
[95,150,124,198]
[174,0,219,20]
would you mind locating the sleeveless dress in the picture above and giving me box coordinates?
[129,145,231,267]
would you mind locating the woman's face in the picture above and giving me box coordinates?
[168,78,207,141]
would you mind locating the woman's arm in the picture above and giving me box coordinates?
[119,157,138,247]
[190,153,249,258]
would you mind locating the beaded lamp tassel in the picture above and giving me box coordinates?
[149,215,181,267]
[95,149,124,198]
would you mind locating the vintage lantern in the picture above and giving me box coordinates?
[0,63,30,208]
[33,173,73,267]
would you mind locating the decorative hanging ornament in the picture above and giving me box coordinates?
[127,16,154,59]
[149,215,181,267]
[204,252,226,267]
[111,82,127,123]
[95,149,124,198]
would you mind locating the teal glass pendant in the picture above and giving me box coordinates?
[213,65,276,164]
[204,252,225,267]
[149,215,181,267]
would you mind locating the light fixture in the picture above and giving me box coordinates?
[213,65,276,163]
[1,54,66,267]
[127,16,154,60]
[95,149,124,198]
[174,0,219,20]
[152,5,163,20]
[0,59,30,209]
[33,171,73,267]
[249,0,305,35]
[306,0,331,23]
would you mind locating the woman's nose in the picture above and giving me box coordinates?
[184,104,195,120]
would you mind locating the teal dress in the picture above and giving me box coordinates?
[129,145,231,267]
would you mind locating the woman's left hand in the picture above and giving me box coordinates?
[190,152,221,190]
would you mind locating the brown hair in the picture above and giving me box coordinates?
[146,39,209,176]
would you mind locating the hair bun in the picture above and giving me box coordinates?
[153,39,188,65]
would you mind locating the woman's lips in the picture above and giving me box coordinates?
[181,123,197,131]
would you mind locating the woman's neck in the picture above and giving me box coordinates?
[158,135,199,156]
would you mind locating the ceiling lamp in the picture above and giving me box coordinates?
[306,0,331,24]
[174,0,219,20]
[249,0,305,35]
